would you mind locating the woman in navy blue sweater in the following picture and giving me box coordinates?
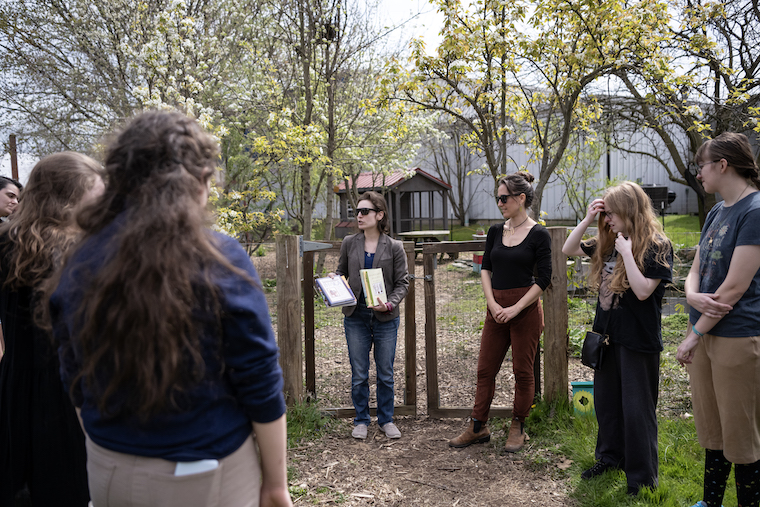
[47,112,291,507]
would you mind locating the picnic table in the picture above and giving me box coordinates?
[396,230,451,244]
[396,230,455,260]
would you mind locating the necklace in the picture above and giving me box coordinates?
[736,181,752,204]
[503,216,529,238]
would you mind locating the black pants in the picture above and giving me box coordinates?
[594,342,660,491]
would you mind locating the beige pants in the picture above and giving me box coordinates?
[687,334,760,464]
[86,435,260,507]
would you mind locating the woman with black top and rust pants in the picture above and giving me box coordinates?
[449,172,551,453]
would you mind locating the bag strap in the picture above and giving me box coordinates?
[597,293,617,336]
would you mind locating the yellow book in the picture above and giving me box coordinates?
[359,268,387,307]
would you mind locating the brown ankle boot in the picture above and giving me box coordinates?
[449,420,491,448]
[504,419,529,452]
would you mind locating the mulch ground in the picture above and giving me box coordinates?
[252,246,591,505]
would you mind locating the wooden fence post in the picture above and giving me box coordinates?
[276,235,303,405]
[9,135,19,180]
[543,227,569,404]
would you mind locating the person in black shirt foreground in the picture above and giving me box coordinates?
[563,181,673,497]
[449,171,551,452]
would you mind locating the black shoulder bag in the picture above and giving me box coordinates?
[580,295,616,370]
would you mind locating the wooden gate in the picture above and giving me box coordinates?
[302,240,417,418]
[277,229,568,417]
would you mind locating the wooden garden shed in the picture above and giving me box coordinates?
[334,168,452,238]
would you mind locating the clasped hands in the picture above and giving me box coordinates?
[675,293,732,366]
[489,303,521,324]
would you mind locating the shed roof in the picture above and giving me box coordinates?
[335,168,452,193]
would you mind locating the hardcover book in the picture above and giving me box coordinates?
[359,268,387,307]
[315,275,357,307]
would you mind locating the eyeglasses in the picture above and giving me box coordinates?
[695,159,722,174]
[496,194,519,204]
[356,208,379,216]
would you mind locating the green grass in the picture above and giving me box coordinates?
[523,301,731,506]
[286,401,334,448]
[524,398,734,507]
[451,223,489,241]
[662,215,700,233]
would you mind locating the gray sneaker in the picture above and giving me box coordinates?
[380,422,401,439]
[351,424,368,439]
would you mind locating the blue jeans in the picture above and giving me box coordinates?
[344,303,399,426]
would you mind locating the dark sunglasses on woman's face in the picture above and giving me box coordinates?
[496,194,518,204]
[356,208,378,216]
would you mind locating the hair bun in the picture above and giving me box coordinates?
[520,171,535,183]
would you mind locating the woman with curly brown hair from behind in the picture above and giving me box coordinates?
[47,111,291,507]
[0,152,104,506]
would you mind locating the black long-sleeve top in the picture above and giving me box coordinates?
[481,223,552,290]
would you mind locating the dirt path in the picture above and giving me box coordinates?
[251,247,584,506]
[287,416,574,506]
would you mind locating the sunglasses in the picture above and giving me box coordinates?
[356,208,379,216]
[496,194,519,204]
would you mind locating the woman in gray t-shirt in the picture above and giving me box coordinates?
[676,132,760,507]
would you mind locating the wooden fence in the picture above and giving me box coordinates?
[275,227,569,416]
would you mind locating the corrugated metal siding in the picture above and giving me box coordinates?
[414,130,699,222]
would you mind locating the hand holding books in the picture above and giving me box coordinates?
[360,268,392,312]
[315,275,356,307]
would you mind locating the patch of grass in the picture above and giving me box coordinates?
[262,278,276,293]
[663,215,701,249]
[287,401,334,448]
[662,313,689,345]
[526,398,732,506]
[567,296,595,357]
[451,224,489,241]
[663,215,700,233]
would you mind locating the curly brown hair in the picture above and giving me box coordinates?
[0,152,103,290]
[51,111,242,420]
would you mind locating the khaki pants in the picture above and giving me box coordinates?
[86,435,261,507]
[687,334,760,464]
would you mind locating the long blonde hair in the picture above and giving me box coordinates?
[587,182,671,294]
[0,152,103,289]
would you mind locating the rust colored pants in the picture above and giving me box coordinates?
[472,287,544,422]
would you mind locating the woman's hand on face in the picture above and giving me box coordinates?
[687,292,732,318]
[676,330,700,365]
[614,232,632,257]
[584,199,605,223]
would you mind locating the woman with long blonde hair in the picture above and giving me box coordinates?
[0,152,104,506]
[563,181,673,496]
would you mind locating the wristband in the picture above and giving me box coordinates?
[385,302,393,312]
[692,325,704,337]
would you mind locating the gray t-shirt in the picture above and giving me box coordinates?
[690,192,760,337]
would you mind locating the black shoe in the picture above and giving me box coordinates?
[581,461,616,480]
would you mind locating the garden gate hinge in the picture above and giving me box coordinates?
[299,236,333,257]
[409,274,433,282]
